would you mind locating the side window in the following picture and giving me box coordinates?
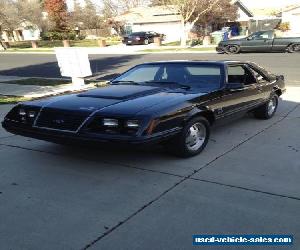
[249,67,269,82]
[228,65,257,85]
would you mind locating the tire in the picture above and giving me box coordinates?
[144,39,149,45]
[224,45,240,54]
[253,94,279,119]
[287,43,300,53]
[165,116,210,158]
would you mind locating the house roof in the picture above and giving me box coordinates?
[282,4,300,12]
[233,0,254,17]
[115,6,181,24]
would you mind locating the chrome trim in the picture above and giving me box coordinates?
[215,100,263,119]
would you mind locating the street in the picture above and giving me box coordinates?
[1,52,300,86]
[0,52,300,250]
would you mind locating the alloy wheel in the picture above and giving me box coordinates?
[185,122,207,152]
[267,97,277,116]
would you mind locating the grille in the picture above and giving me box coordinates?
[35,109,86,132]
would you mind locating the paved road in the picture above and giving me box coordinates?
[0,53,300,85]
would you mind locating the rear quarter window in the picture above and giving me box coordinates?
[186,66,221,76]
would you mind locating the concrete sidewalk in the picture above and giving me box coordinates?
[0,44,217,55]
[0,74,98,98]
[0,81,96,98]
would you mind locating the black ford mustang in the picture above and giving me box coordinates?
[2,61,285,157]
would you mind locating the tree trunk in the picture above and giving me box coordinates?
[31,41,38,49]
[63,40,70,47]
[97,39,106,47]
[180,18,187,47]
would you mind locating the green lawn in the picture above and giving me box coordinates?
[3,78,70,86]
[141,47,216,53]
[4,39,122,50]
[0,96,31,104]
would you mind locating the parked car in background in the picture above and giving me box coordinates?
[122,31,164,45]
[217,30,300,54]
[2,61,285,157]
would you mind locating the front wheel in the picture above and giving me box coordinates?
[287,43,300,53]
[144,39,149,45]
[225,45,240,54]
[253,94,278,119]
[165,117,210,158]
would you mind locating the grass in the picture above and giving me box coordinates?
[141,47,216,53]
[3,39,122,50]
[0,96,31,104]
[4,49,54,53]
[163,41,181,46]
[2,78,70,86]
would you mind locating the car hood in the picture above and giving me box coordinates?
[24,84,202,116]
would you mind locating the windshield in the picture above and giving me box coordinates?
[112,64,222,91]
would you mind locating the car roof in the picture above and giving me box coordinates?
[140,60,249,66]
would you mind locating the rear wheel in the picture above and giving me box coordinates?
[165,117,210,158]
[225,45,240,54]
[253,94,278,119]
[287,43,300,53]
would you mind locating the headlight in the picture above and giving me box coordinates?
[28,111,36,118]
[125,120,139,129]
[19,109,26,116]
[103,118,118,127]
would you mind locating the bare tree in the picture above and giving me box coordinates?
[153,0,224,46]
[69,0,106,30]
[118,0,147,11]
[0,0,42,40]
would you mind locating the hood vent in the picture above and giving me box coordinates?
[78,85,162,100]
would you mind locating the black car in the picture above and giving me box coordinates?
[217,30,300,54]
[122,31,163,45]
[2,61,285,157]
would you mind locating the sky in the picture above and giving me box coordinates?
[240,0,300,8]
[66,0,300,10]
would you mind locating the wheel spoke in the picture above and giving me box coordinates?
[185,122,207,151]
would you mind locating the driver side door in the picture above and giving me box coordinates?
[241,31,273,52]
[219,64,261,119]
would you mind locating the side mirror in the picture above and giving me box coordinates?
[226,83,244,90]
[246,37,252,40]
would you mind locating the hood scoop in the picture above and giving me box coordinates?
[78,85,162,100]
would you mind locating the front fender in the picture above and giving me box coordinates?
[184,107,216,125]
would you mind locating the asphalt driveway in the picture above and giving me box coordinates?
[0,87,299,250]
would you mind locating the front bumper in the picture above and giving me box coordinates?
[2,119,181,146]
[123,40,144,45]
[216,46,225,53]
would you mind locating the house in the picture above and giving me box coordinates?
[114,2,289,43]
[233,0,281,34]
[1,21,40,42]
[281,5,300,36]
[114,6,182,42]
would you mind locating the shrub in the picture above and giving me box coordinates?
[190,39,203,46]
[41,31,77,41]
[277,22,290,32]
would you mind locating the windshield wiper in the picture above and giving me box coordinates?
[111,80,140,85]
[144,81,191,90]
